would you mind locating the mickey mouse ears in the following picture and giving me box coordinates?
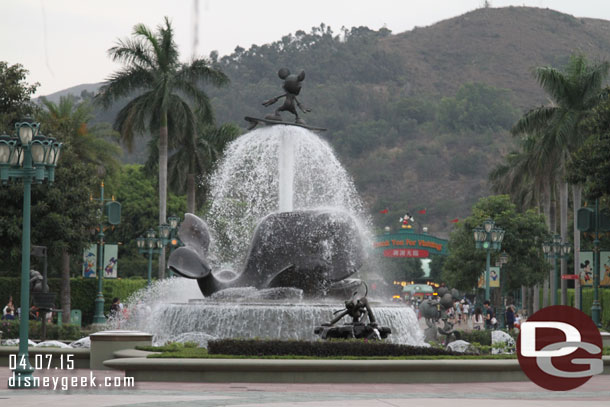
[278,68,290,79]
[278,68,306,81]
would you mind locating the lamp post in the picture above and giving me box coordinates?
[473,218,505,302]
[137,229,163,286]
[91,183,121,324]
[0,119,62,389]
[495,250,509,328]
[542,235,571,306]
[592,199,602,327]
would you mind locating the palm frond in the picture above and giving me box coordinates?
[511,106,557,136]
[534,66,569,105]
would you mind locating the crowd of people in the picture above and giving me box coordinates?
[408,295,524,331]
[2,296,126,322]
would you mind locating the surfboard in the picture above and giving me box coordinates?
[244,116,327,132]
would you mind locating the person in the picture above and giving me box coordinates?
[29,305,39,321]
[3,296,15,317]
[472,307,484,330]
[110,297,121,318]
[462,301,470,323]
[505,304,515,330]
[1,309,15,320]
[454,300,462,324]
[483,300,496,330]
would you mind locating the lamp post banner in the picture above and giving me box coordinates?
[478,266,500,288]
[82,244,97,278]
[579,251,610,286]
[103,244,118,278]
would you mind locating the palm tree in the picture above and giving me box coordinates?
[96,17,229,277]
[511,54,609,305]
[39,95,122,174]
[38,95,122,323]
[146,118,241,213]
[490,133,556,313]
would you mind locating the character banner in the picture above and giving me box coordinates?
[82,245,96,278]
[477,266,500,288]
[82,244,119,278]
[104,244,118,278]
[579,251,610,286]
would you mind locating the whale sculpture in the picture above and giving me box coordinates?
[168,210,366,298]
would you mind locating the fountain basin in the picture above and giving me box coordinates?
[132,300,424,346]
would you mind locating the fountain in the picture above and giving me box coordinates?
[111,69,425,347]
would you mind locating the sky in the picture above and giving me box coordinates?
[2,0,610,96]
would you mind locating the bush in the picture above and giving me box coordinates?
[0,320,84,340]
[457,330,491,346]
[208,339,467,357]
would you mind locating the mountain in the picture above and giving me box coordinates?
[40,82,101,104]
[44,6,610,237]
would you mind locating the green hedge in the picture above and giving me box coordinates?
[0,320,82,340]
[208,339,466,357]
[0,277,148,326]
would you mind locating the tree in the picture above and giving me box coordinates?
[37,96,121,323]
[437,82,519,131]
[511,54,610,304]
[442,195,549,311]
[146,119,240,213]
[96,17,229,277]
[104,164,186,278]
[39,95,122,176]
[567,91,610,199]
[0,62,39,134]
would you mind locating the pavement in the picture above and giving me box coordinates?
[1,367,609,407]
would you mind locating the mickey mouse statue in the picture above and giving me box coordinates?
[262,68,311,124]
[399,213,414,229]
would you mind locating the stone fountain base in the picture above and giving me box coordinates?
[127,300,424,346]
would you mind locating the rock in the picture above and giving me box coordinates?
[69,336,91,348]
[36,340,71,348]
[491,330,516,354]
[2,338,37,346]
[446,339,477,354]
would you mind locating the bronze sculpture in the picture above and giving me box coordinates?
[245,68,325,131]
[314,285,391,340]
[263,68,310,123]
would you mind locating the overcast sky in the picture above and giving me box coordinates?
[3,0,610,96]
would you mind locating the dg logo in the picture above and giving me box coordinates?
[517,305,604,391]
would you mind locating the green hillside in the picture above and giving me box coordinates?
[45,6,610,237]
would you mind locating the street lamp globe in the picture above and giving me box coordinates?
[168,215,180,230]
[16,120,38,144]
[473,227,485,242]
[136,237,145,249]
[159,223,170,240]
[542,241,551,255]
[146,229,156,239]
[500,251,509,265]
[562,243,572,255]
[483,218,495,233]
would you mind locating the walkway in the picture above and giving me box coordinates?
[1,367,609,406]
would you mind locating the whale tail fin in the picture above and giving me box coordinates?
[168,247,211,279]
